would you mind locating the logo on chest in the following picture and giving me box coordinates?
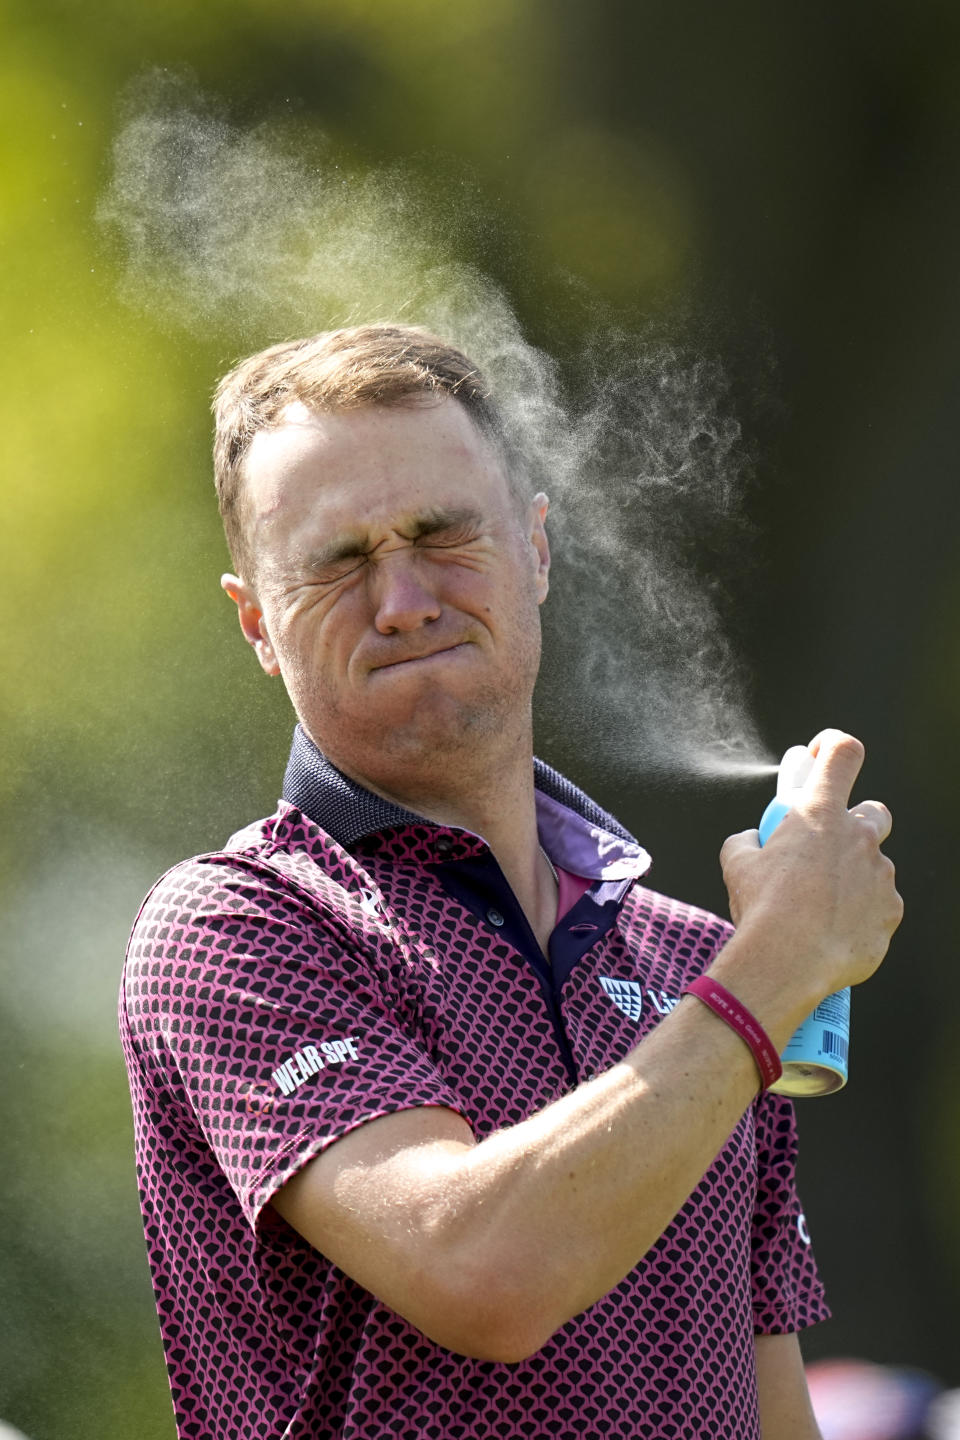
[599,976,645,1021]
[599,977,681,1022]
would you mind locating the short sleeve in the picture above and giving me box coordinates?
[122,857,472,1231]
[750,1090,832,1334]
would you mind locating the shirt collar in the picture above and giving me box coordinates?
[282,723,651,881]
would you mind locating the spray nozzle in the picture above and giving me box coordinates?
[758,744,816,847]
[776,744,815,797]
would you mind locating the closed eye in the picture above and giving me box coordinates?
[309,553,368,585]
[406,506,485,547]
[416,522,482,548]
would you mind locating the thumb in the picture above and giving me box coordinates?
[807,729,866,808]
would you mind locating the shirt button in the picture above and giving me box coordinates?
[486,907,505,928]
[435,835,453,857]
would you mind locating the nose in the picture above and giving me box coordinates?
[371,553,442,634]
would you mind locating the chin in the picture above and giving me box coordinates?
[297,659,532,762]
[357,694,514,762]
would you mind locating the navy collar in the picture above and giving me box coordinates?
[282,725,423,847]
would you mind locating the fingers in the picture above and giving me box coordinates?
[719,828,760,927]
[887,863,905,933]
[719,827,760,869]
[804,731,893,841]
[851,798,893,844]
[808,728,850,758]
[807,729,865,808]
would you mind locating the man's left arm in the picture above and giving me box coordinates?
[755,1333,823,1439]
[748,1078,827,1438]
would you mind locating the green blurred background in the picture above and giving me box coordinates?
[3,2,959,1435]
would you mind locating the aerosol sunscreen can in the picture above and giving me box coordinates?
[759,745,850,1096]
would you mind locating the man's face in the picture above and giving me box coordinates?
[224,396,550,793]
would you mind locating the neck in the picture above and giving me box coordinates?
[320,721,558,956]
[319,707,533,838]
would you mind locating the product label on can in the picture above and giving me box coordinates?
[812,990,851,1027]
[774,986,851,1095]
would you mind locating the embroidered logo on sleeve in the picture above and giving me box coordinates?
[272,1037,360,1097]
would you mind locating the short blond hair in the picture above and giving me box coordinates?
[212,323,517,579]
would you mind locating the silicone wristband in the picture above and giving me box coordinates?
[683,976,783,1091]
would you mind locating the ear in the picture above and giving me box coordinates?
[527,492,551,604]
[220,574,281,676]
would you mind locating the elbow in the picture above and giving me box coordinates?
[417,1254,558,1364]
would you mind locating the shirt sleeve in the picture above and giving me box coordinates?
[750,1089,832,1333]
[123,855,473,1232]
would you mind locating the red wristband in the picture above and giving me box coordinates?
[683,976,783,1091]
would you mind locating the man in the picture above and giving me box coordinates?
[121,324,902,1440]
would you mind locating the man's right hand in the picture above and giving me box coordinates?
[717,729,903,1030]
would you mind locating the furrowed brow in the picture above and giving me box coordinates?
[306,507,483,569]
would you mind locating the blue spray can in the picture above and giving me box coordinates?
[759,745,850,1097]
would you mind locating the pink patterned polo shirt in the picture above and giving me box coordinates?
[120,729,828,1440]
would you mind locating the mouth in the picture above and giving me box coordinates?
[372,642,469,673]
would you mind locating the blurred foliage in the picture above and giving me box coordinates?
[3,2,960,1436]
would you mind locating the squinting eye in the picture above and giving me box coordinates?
[423,527,477,547]
[314,556,366,583]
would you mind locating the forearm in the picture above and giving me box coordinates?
[755,1334,823,1439]
[448,995,761,1339]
